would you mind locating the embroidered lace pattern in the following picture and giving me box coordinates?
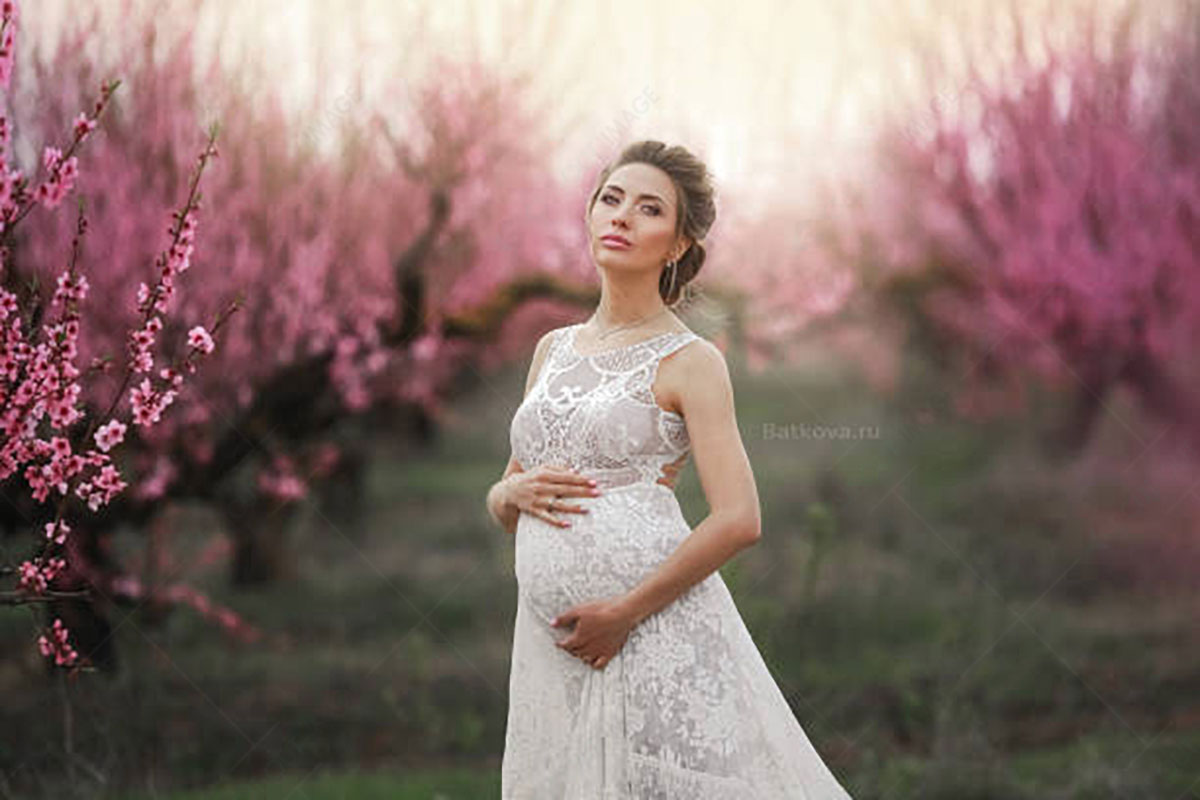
[502,323,855,799]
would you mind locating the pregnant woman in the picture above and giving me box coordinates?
[487,140,854,798]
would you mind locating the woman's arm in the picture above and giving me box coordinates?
[614,339,762,626]
[487,456,523,535]
[486,328,557,534]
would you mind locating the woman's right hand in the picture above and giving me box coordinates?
[500,464,601,528]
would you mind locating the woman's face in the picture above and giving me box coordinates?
[587,162,689,276]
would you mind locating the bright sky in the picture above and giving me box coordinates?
[26,0,1174,193]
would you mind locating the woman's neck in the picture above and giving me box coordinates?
[592,276,669,327]
[591,303,669,328]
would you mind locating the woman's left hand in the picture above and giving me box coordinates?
[551,599,636,670]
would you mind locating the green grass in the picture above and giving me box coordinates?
[119,767,500,799]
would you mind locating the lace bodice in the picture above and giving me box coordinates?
[509,323,701,492]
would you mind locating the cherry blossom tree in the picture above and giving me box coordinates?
[832,0,1200,455]
[0,0,235,672]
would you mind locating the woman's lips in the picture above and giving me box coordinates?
[600,236,631,249]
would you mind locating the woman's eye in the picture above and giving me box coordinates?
[599,194,658,215]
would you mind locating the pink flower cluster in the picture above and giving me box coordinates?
[34,145,78,209]
[329,327,391,412]
[4,233,214,500]
[37,618,78,666]
[18,555,66,594]
[257,454,308,502]
[132,453,178,501]
[136,209,197,319]
[74,462,128,512]
[124,208,216,430]
[44,519,70,544]
[94,418,127,452]
[3,263,132,513]
[187,325,214,354]
[0,2,16,92]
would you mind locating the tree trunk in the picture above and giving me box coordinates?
[1121,348,1200,455]
[225,496,300,587]
[1044,375,1112,459]
[315,442,368,536]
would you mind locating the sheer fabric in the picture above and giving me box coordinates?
[503,323,854,799]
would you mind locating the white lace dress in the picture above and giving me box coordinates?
[502,323,854,799]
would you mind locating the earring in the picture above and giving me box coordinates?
[664,259,678,301]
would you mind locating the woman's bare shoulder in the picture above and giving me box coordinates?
[674,333,724,370]
[656,333,728,414]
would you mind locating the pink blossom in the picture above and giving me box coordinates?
[187,325,214,354]
[160,366,183,388]
[41,145,60,171]
[34,147,78,209]
[20,561,44,593]
[133,455,177,500]
[43,519,70,545]
[72,112,96,139]
[37,618,79,667]
[94,418,127,452]
[73,462,127,511]
[129,377,160,425]
[0,1,16,92]
[257,455,308,502]
[17,556,64,595]
[111,574,143,597]
[52,272,89,308]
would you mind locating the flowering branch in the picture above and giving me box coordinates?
[0,0,240,673]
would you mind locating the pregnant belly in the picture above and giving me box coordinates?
[514,482,689,626]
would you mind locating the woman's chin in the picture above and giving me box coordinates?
[593,252,653,274]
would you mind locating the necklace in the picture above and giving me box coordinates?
[588,307,671,342]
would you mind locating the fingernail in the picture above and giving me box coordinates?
[588,479,597,486]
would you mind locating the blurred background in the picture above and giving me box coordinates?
[3,0,1199,796]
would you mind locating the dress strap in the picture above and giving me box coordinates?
[548,325,574,361]
[649,331,702,362]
